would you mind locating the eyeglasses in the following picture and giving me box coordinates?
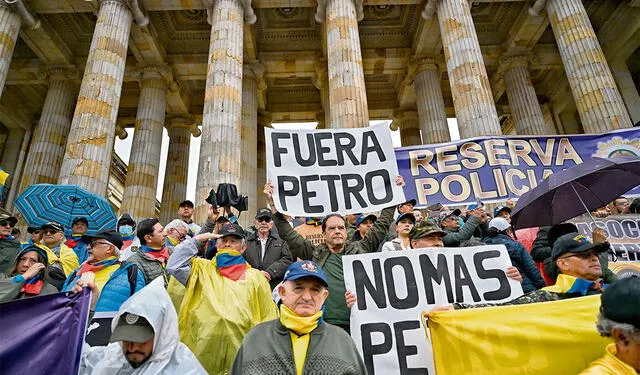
[42,229,59,235]
[90,241,112,248]
[257,217,272,223]
[560,252,599,260]
[172,229,187,240]
[18,256,39,265]
[0,220,13,227]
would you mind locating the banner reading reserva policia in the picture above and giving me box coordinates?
[396,127,640,207]
[343,245,523,375]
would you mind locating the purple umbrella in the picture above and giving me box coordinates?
[511,156,640,229]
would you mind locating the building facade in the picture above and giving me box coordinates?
[0,0,637,224]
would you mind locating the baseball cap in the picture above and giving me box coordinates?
[438,209,461,223]
[219,223,245,239]
[255,208,273,220]
[118,214,136,227]
[467,201,484,210]
[600,276,640,329]
[110,313,155,343]
[27,226,40,234]
[72,217,89,226]
[551,232,609,261]
[398,199,417,208]
[355,214,377,227]
[0,209,18,227]
[494,205,512,217]
[83,229,124,250]
[283,261,328,287]
[179,200,194,208]
[411,220,446,239]
[40,222,64,233]
[396,212,416,225]
[488,217,511,232]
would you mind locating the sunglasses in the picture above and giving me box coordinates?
[257,217,272,223]
[561,252,599,260]
[42,229,59,235]
[0,220,14,227]
[90,241,112,248]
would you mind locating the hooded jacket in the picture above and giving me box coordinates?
[79,277,207,375]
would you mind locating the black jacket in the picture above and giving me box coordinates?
[243,231,293,288]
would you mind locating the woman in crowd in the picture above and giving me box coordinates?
[0,244,58,302]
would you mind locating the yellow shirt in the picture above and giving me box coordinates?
[579,344,637,375]
[289,331,311,375]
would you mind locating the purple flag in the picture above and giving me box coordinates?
[0,289,91,374]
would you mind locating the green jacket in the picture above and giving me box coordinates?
[443,216,480,247]
[0,238,21,275]
[230,319,367,375]
[0,274,58,302]
[273,206,395,267]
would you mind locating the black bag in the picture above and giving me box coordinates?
[232,195,249,212]
[216,183,240,207]
[205,189,217,206]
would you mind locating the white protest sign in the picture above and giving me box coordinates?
[266,123,406,217]
[343,245,524,375]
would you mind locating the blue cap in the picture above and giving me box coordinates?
[283,261,328,287]
[355,214,377,227]
[494,205,512,217]
[396,212,416,225]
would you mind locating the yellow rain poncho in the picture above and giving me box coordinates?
[35,242,79,276]
[177,257,277,375]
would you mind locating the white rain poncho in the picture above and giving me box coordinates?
[79,277,207,375]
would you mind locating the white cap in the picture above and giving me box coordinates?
[488,217,511,232]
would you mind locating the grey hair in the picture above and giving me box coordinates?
[596,313,640,342]
[164,219,190,233]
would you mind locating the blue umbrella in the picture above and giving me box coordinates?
[14,184,117,235]
[511,156,640,229]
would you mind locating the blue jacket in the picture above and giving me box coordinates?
[484,234,546,293]
[62,262,146,312]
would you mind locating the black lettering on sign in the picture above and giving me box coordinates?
[620,219,639,238]
[277,176,299,211]
[419,253,454,304]
[606,220,624,239]
[366,170,393,205]
[334,132,359,166]
[384,257,419,310]
[341,174,367,209]
[271,133,290,167]
[292,133,316,167]
[354,259,387,310]
[320,175,341,212]
[299,175,322,214]
[453,254,481,302]
[473,250,511,301]
[361,323,393,375]
[314,133,338,167]
[362,130,386,163]
[394,321,429,375]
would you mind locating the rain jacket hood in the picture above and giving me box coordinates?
[80,277,206,374]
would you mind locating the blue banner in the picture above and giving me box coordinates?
[0,290,91,375]
[395,127,640,208]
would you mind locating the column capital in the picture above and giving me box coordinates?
[166,114,200,137]
[315,0,364,23]
[2,0,40,29]
[98,0,148,27]
[39,66,79,83]
[257,111,272,128]
[204,0,256,25]
[501,55,530,71]
[390,108,419,131]
[244,61,267,92]
[404,56,440,86]
[115,122,129,140]
[134,64,173,89]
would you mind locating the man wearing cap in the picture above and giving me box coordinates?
[580,276,640,374]
[77,278,207,374]
[0,209,20,274]
[167,216,277,374]
[65,217,91,263]
[494,205,512,223]
[117,214,139,259]
[244,208,294,288]
[440,207,484,247]
[63,229,145,312]
[127,218,170,287]
[178,200,201,236]
[410,219,447,248]
[381,212,416,252]
[40,221,79,277]
[431,232,612,311]
[231,260,367,374]
[351,214,377,242]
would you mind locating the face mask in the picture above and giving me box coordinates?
[119,225,134,236]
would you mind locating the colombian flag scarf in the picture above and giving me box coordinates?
[140,245,170,263]
[21,274,44,295]
[215,249,250,280]
[77,256,120,276]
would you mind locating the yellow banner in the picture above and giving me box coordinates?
[427,295,611,375]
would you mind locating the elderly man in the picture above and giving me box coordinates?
[163,219,190,254]
[0,210,20,274]
[440,208,483,247]
[410,219,446,248]
[127,218,169,286]
[41,221,79,279]
[63,230,145,312]
[167,220,277,374]
[65,217,91,263]
[244,208,293,288]
[580,276,640,374]
[231,260,366,374]
[77,277,207,374]
[264,177,402,331]
[178,200,201,236]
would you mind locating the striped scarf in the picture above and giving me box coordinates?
[215,249,250,280]
[78,257,120,276]
[140,245,170,263]
[21,274,44,295]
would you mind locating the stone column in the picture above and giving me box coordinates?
[501,56,548,135]
[120,67,168,219]
[610,61,640,124]
[392,109,422,147]
[436,0,501,138]
[19,69,78,192]
[256,111,271,210]
[547,0,632,132]
[195,0,256,222]
[316,0,369,128]
[159,116,197,225]
[540,103,558,135]
[0,127,25,179]
[0,3,21,99]
[313,58,331,127]
[6,123,32,209]
[58,0,135,195]
[240,63,261,226]
[413,59,449,143]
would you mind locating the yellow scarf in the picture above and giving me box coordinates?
[280,304,322,375]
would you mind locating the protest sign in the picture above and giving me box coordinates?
[343,245,523,374]
[395,127,640,207]
[427,294,608,375]
[266,123,405,217]
[570,214,640,261]
[0,290,91,374]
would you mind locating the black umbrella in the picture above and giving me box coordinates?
[511,156,640,229]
